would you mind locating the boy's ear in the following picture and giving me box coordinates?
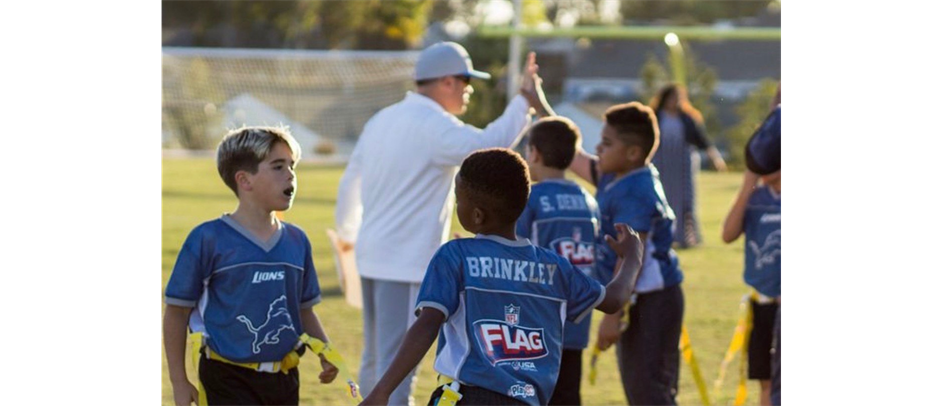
[626,145,644,162]
[528,145,542,164]
[235,170,252,192]
[472,207,485,225]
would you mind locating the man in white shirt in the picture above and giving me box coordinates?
[334,41,552,405]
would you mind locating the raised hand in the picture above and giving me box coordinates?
[518,52,551,116]
[604,223,643,263]
[519,52,540,95]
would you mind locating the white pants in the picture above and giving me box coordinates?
[358,277,421,406]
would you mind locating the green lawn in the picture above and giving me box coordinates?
[162,157,759,406]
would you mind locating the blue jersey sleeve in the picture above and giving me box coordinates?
[613,191,654,233]
[561,257,605,323]
[515,200,535,239]
[415,243,464,320]
[165,226,211,308]
[299,232,322,309]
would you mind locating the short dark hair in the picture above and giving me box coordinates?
[458,148,530,224]
[527,117,581,169]
[604,102,660,160]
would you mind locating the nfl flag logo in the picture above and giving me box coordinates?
[504,304,520,326]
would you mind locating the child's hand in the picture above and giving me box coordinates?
[604,223,642,262]
[171,380,198,406]
[318,353,340,383]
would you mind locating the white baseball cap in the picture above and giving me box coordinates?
[414,42,491,81]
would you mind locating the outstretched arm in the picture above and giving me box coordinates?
[519,52,555,118]
[722,171,760,243]
[595,224,644,314]
[359,308,446,406]
[569,147,598,185]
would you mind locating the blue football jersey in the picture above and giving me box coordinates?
[164,215,321,363]
[743,186,781,297]
[596,164,683,292]
[515,179,601,349]
[415,235,605,406]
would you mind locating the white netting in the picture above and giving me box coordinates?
[162,47,420,156]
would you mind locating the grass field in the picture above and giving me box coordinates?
[161,157,760,406]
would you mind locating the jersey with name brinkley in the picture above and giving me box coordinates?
[415,235,605,406]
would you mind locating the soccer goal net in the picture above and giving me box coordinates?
[162,47,420,157]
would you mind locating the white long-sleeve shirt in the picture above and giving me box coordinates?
[335,91,531,283]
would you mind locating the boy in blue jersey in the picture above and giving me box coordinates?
[722,106,781,406]
[359,148,644,406]
[764,105,782,406]
[516,117,601,405]
[163,126,339,406]
[568,102,685,405]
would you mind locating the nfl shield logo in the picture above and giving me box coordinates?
[573,227,582,242]
[504,304,520,326]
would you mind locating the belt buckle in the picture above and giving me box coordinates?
[257,361,279,373]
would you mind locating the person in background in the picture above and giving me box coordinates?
[649,84,727,248]
[334,41,553,406]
